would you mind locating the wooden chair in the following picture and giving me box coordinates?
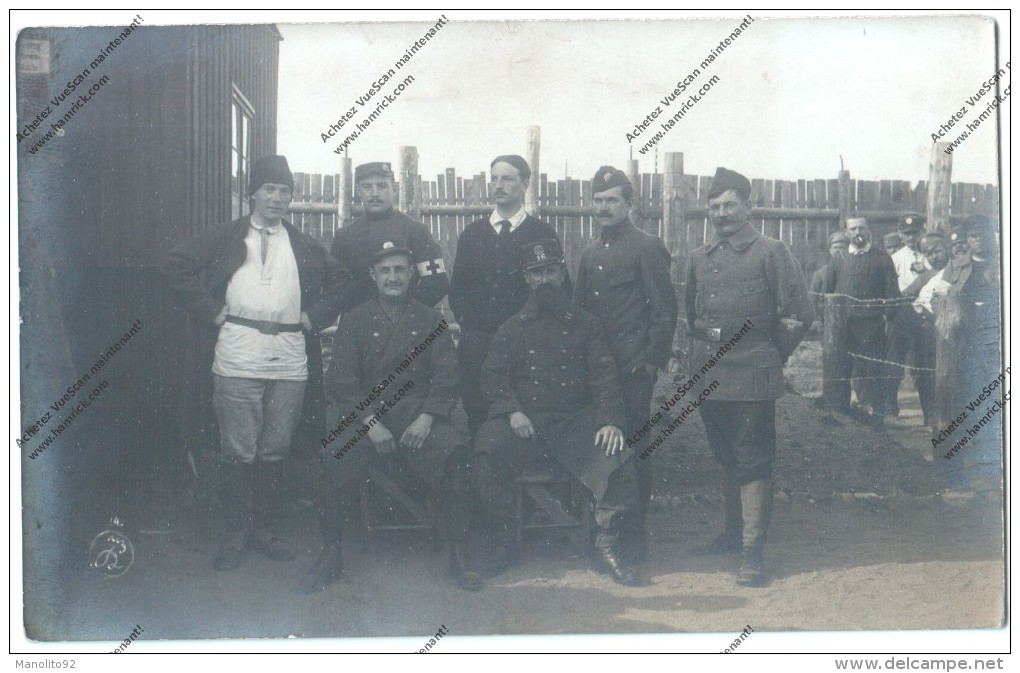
[513,472,593,556]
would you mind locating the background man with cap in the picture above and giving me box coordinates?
[948,225,970,260]
[891,213,928,292]
[474,238,641,586]
[809,230,851,329]
[301,239,478,593]
[449,154,571,435]
[685,167,814,587]
[819,216,900,417]
[574,165,677,562]
[162,155,351,571]
[330,161,448,312]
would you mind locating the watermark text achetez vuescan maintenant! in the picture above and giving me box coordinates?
[323,319,450,456]
[18,15,144,155]
[630,320,754,458]
[933,62,1010,155]
[930,367,1009,461]
[17,319,145,460]
[627,14,754,155]
[720,624,753,653]
[331,379,415,461]
[323,14,448,154]
[415,624,448,653]
[110,624,144,653]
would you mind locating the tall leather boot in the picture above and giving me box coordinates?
[697,469,742,554]
[737,479,773,587]
[215,462,254,571]
[591,500,640,587]
[297,462,344,594]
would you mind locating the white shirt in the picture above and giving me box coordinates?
[489,205,528,234]
[892,246,926,291]
[913,268,947,316]
[212,224,308,380]
[849,241,872,255]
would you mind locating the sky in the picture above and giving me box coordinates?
[274,11,1006,187]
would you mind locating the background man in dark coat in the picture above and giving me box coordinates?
[449,155,571,435]
[162,155,351,571]
[475,238,641,586]
[301,240,477,593]
[574,166,677,562]
[330,161,448,311]
[686,167,814,586]
[819,216,900,417]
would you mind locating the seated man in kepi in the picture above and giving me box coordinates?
[474,238,642,586]
[299,239,480,593]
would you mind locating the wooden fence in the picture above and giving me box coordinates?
[287,140,997,288]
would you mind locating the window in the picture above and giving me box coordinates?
[230,86,255,219]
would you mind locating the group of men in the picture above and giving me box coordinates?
[172,152,980,595]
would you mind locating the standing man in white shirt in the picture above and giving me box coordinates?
[163,155,350,571]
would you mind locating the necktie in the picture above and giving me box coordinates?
[498,220,511,238]
[257,227,272,264]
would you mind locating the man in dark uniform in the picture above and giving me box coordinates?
[299,240,479,593]
[686,167,814,586]
[574,166,677,562]
[330,162,448,310]
[449,155,571,435]
[885,213,929,418]
[475,238,641,586]
[948,225,970,260]
[162,155,351,571]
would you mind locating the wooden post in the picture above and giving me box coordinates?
[338,158,353,230]
[837,169,852,227]
[526,125,541,216]
[661,152,686,372]
[625,159,640,202]
[932,292,963,431]
[398,146,420,221]
[822,294,851,412]
[926,142,953,234]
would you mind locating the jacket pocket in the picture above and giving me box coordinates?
[609,271,636,287]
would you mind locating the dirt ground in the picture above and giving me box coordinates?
[48,337,1005,645]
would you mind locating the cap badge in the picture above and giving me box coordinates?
[534,244,546,260]
[383,241,394,249]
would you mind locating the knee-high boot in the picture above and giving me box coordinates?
[297,460,344,594]
[737,479,773,587]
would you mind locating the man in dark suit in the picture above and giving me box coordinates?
[574,166,678,562]
[475,238,641,586]
[449,155,571,435]
[299,240,479,593]
[162,155,351,571]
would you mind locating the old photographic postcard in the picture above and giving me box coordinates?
[9,8,1011,663]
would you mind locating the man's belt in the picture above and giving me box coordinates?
[224,315,303,335]
[690,325,775,343]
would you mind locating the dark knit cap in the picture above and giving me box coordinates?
[591,166,631,194]
[248,155,294,195]
[521,238,564,270]
[707,167,751,200]
[897,212,925,232]
[490,155,531,181]
[355,161,394,183]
